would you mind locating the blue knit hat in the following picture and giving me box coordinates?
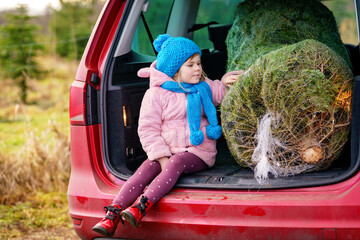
[153,34,201,78]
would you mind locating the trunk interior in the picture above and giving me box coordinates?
[98,0,360,189]
[101,42,360,189]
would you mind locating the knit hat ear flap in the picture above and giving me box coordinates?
[153,34,171,52]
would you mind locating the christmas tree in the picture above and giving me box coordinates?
[221,0,353,183]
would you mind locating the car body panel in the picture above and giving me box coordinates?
[68,0,360,239]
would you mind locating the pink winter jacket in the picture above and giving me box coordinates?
[137,61,231,167]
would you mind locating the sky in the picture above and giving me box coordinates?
[0,0,60,14]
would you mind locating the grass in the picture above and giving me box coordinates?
[0,56,78,239]
[0,192,77,239]
[0,58,72,155]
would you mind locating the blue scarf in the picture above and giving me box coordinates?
[161,81,222,146]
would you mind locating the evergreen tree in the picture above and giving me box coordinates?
[222,0,353,182]
[50,0,97,60]
[0,4,43,103]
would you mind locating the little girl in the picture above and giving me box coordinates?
[92,34,240,236]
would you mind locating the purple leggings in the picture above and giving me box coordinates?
[113,152,207,208]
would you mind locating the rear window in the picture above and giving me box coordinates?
[193,0,240,49]
[131,0,173,56]
[193,0,358,49]
[132,0,358,53]
[324,0,358,45]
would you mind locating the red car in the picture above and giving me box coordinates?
[68,0,360,239]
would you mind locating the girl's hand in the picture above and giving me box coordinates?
[157,156,169,170]
[221,70,244,87]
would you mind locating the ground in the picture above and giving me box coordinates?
[10,228,78,240]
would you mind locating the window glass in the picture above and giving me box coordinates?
[132,0,173,56]
[194,0,241,49]
[324,0,358,45]
[194,0,358,50]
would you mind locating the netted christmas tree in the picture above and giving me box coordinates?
[221,0,353,183]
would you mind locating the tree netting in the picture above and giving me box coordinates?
[226,0,352,70]
[221,0,353,184]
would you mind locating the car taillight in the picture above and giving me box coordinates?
[69,80,86,126]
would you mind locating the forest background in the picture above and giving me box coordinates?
[0,0,357,239]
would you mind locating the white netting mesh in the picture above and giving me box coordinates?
[221,40,353,184]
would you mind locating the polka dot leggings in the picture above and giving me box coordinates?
[112,152,207,208]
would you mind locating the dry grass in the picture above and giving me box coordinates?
[0,192,78,239]
[0,124,71,204]
[0,56,76,204]
[339,17,359,46]
[0,56,78,238]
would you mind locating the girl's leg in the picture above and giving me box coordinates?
[143,152,207,204]
[112,159,161,209]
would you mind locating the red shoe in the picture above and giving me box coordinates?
[121,196,154,227]
[92,204,124,236]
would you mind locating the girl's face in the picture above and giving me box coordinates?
[174,54,202,84]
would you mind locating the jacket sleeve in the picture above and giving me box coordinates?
[205,78,227,106]
[206,70,241,106]
[138,89,172,161]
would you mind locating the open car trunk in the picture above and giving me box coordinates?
[99,0,360,189]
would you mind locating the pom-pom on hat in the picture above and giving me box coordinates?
[153,34,201,78]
